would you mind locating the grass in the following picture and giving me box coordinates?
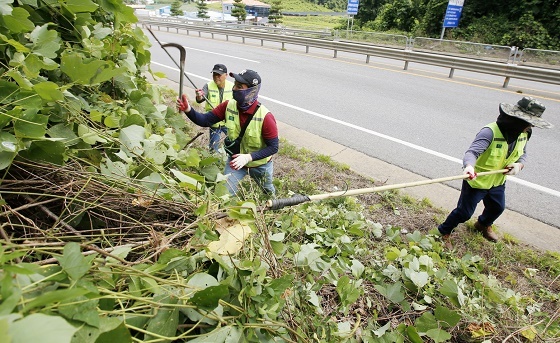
[281,15,346,30]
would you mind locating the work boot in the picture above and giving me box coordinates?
[441,234,453,250]
[474,221,499,243]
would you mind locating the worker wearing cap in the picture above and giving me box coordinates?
[438,96,553,249]
[195,64,234,153]
[178,69,278,196]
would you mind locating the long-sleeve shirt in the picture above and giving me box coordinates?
[463,127,527,168]
[185,100,279,161]
[195,83,224,105]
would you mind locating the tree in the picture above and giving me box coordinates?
[170,0,183,16]
[231,0,247,23]
[196,0,209,19]
[268,0,283,26]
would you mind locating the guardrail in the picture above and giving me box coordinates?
[139,18,560,87]
[518,48,560,70]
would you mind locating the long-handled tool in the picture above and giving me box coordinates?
[266,169,510,210]
[160,42,186,98]
[146,27,213,106]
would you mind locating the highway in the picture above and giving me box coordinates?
[145,28,560,229]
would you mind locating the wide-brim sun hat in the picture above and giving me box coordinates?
[499,96,553,129]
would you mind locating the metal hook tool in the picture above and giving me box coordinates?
[160,42,186,98]
[146,27,213,105]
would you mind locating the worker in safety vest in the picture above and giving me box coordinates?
[438,97,553,249]
[195,64,234,153]
[178,69,278,196]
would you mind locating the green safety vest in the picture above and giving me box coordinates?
[206,80,233,128]
[468,122,528,189]
[224,99,272,167]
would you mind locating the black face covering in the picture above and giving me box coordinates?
[496,109,532,144]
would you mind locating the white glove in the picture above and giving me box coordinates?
[505,163,523,175]
[229,154,252,170]
[463,165,477,180]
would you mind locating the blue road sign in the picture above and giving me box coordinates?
[443,0,464,28]
[347,0,359,15]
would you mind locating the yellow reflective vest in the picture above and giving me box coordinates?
[468,122,528,189]
[206,80,233,128]
[224,100,271,167]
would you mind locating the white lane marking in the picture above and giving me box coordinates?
[159,42,260,63]
[152,62,560,198]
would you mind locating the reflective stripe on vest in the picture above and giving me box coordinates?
[468,122,528,189]
[206,80,233,128]
[224,100,271,167]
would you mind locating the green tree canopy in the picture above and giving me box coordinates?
[350,0,560,49]
[268,0,284,26]
[231,0,247,22]
[170,0,183,16]
[197,0,210,19]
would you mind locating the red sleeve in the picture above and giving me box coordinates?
[210,101,229,121]
[261,112,278,140]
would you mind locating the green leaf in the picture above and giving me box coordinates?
[47,124,79,147]
[0,33,29,53]
[520,326,538,341]
[13,110,48,138]
[61,52,123,85]
[190,285,229,311]
[78,124,107,145]
[426,328,451,343]
[375,282,405,304]
[71,317,131,343]
[409,271,429,288]
[59,296,99,327]
[434,305,461,328]
[6,70,33,90]
[134,97,158,118]
[2,7,34,33]
[266,274,294,297]
[351,259,365,278]
[170,169,203,191]
[0,288,21,315]
[64,0,98,13]
[9,313,78,343]
[145,293,179,342]
[18,140,67,165]
[119,124,145,156]
[24,288,91,312]
[0,317,11,342]
[0,0,13,15]
[33,81,64,101]
[23,54,59,78]
[406,325,423,343]
[0,132,18,170]
[415,312,438,333]
[187,326,234,343]
[439,279,460,307]
[95,319,132,343]
[57,242,95,281]
[187,273,219,288]
[0,110,14,129]
[29,24,61,58]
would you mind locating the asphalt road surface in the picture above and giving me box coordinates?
[145,28,560,230]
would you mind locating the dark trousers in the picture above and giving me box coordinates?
[438,180,506,235]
